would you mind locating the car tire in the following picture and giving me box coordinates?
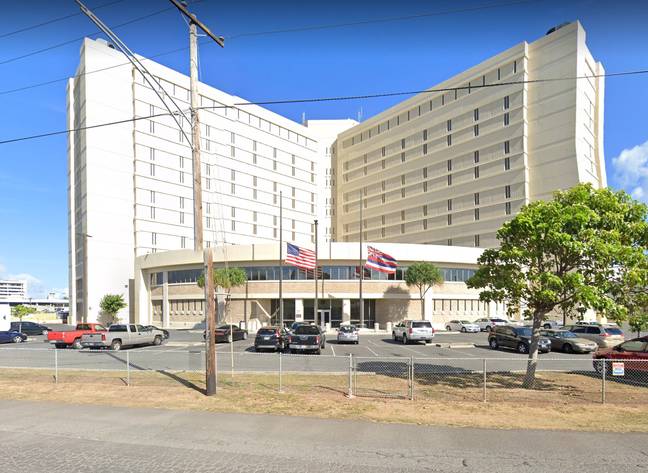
[461,327,467,333]
[153,336,162,346]
[55,343,66,349]
[316,348,321,355]
[72,338,83,350]
[110,340,122,351]
[563,343,573,354]
[517,343,529,354]
[402,335,408,345]
[355,340,359,345]
[392,332,397,341]
[12,335,23,344]
[446,326,452,331]
[227,335,233,343]
[486,326,492,332]
[489,338,498,350]
[543,324,551,329]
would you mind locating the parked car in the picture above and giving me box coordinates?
[143,325,169,339]
[592,336,648,374]
[337,325,359,344]
[474,318,508,332]
[9,321,51,336]
[0,330,27,344]
[81,324,165,351]
[539,329,598,353]
[565,324,625,348]
[254,326,288,352]
[488,325,551,354]
[203,324,248,343]
[289,321,310,333]
[392,320,434,344]
[445,320,480,333]
[47,323,107,349]
[289,324,325,354]
[540,320,563,330]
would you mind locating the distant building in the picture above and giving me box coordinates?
[333,21,605,248]
[0,280,27,299]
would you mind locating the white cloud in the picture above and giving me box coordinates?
[0,263,5,275]
[612,140,648,202]
[6,273,46,298]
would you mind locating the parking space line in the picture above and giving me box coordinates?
[365,345,379,357]
[330,344,336,356]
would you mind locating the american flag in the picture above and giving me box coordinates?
[365,246,398,274]
[285,243,316,270]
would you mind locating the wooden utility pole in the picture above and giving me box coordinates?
[204,248,216,395]
[169,0,224,396]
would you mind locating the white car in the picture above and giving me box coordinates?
[474,318,509,332]
[445,320,480,333]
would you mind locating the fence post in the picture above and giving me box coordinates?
[126,351,130,387]
[482,358,487,403]
[278,352,283,393]
[53,348,58,384]
[601,359,606,404]
[347,354,354,398]
[409,355,414,401]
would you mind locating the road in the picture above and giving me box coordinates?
[0,331,601,374]
[1,400,646,472]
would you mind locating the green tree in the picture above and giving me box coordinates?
[99,294,127,326]
[198,267,247,323]
[468,184,648,387]
[628,311,648,338]
[11,305,35,332]
[404,262,444,320]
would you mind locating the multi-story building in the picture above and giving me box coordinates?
[333,21,605,248]
[0,280,27,299]
[67,38,351,323]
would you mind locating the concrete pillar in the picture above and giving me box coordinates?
[295,299,304,322]
[162,271,169,329]
[342,299,351,324]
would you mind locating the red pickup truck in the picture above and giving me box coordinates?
[47,323,107,349]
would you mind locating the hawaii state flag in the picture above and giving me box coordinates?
[365,246,398,274]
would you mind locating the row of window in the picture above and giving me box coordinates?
[151,266,476,286]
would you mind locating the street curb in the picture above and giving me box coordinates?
[435,343,476,349]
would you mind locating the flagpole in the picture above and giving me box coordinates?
[314,219,319,330]
[359,190,364,329]
[279,191,284,329]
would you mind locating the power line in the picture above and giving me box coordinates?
[2,68,647,146]
[0,0,126,40]
[0,5,177,66]
[225,0,539,40]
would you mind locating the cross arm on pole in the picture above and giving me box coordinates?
[168,0,225,47]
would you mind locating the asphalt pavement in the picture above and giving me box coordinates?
[1,399,646,472]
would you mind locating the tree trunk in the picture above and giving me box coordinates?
[420,288,425,320]
[522,310,546,389]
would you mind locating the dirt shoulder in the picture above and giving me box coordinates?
[1,369,647,432]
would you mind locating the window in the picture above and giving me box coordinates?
[504,113,510,126]
[423,143,428,155]
[474,108,479,121]
[423,205,428,216]
[474,208,480,221]
[150,163,155,176]
[423,220,428,230]
[474,166,480,179]
[474,124,479,136]
[497,68,501,80]
[504,140,510,154]
[231,169,235,181]
[504,157,511,170]
[423,168,428,179]
[474,235,480,247]
[447,119,452,132]
[381,146,385,157]
[150,206,155,219]
[181,236,186,249]
[179,156,184,168]
[447,199,452,211]
[206,217,211,229]
[505,185,511,199]
[447,159,452,171]
[180,197,185,209]
[447,174,452,186]
[423,129,428,141]
[447,238,452,246]
[180,212,185,224]
[505,202,512,215]
[474,192,480,205]
[401,152,405,163]
[151,232,157,245]
[231,207,236,218]
[447,214,452,225]
[231,183,235,194]
[447,134,452,146]
[513,60,517,74]
[474,150,480,163]
[401,138,406,149]
[149,148,155,161]
[231,220,236,231]
[150,190,155,203]
[504,95,510,110]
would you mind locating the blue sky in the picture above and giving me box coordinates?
[0,0,647,296]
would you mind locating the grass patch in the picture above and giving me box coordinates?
[1,368,648,432]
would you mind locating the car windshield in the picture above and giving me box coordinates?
[516,327,533,337]
[412,321,432,328]
[257,329,277,336]
[460,320,471,324]
[339,326,356,333]
[218,325,234,330]
[294,325,319,335]
[492,319,507,322]
[559,331,577,338]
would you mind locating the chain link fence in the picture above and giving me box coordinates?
[1,347,647,404]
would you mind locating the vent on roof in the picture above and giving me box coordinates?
[546,22,570,35]
[96,38,115,49]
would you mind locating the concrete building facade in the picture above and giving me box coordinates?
[333,22,605,248]
[67,38,354,324]
[0,280,27,299]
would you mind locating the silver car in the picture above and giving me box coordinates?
[445,320,480,333]
[337,325,359,344]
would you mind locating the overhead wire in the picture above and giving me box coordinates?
[2,68,648,146]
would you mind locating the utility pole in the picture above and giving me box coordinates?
[359,190,364,328]
[279,191,284,328]
[169,0,224,397]
[314,219,319,329]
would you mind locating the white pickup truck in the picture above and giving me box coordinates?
[392,320,435,345]
[81,324,165,351]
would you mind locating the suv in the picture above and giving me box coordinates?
[565,324,624,348]
[255,326,288,352]
[474,318,508,332]
[488,325,551,354]
[392,320,434,344]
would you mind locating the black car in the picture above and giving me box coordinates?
[203,324,248,343]
[488,325,551,354]
[10,321,51,336]
[288,324,326,355]
[143,325,170,339]
[254,326,288,352]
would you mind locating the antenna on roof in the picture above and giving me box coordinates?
[357,107,363,122]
